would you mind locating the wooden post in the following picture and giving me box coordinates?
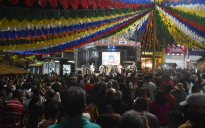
[152,0,156,75]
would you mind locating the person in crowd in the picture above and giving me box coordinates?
[166,111,184,128]
[122,87,134,110]
[111,90,129,115]
[48,86,100,128]
[134,97,159,128]
[52,84,61,103]
[138,87,151,106]
[106,81,116,93]
[84,79,94,95]
[84,94,99,123]
[23,90,32,108]
[26,102,44,128]
[191,85,200,93]
[112,80,120,91]
[186,77,193,94]
[0,90,6,104]
[170,83,187,111]
[160,74,175,90]
[143,76,156,101]
[4,82,14,101]
[149,90,170,126]
[99,114,121,128]
[121,110,144,128]
[135,80,148,99]
[38,101,60,128]
[164,84,175,110]
[129,77,138,98]
[179,93,205,128]
[0,90,23,128]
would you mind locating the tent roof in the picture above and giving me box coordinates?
[0,64,31,75]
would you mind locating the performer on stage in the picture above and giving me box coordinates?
[99,64,104,74]
[90,63,95,75]
[117,63,122,74]
[110,64,114,74]
[132,63,137,73]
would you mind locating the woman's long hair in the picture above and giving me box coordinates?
[26,102,44,128]
[139,87,149,103]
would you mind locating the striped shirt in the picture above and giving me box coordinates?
[0,99,23,128]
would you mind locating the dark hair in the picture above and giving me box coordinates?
[134,97,148,111]
[166,111,184,123]
[86,94,92,105]
[191,85,200,93]
[101,114,121,128]
[12,90,22,100]
[121,110,143,128]
[144,76,150,81]
[137,80,143,86]
[46,89,56,99]
[155,90,167,105]
[163,84,173,93]
[63,86,85,117]
[47,101,60,119]
[165,74,170,80]
[26,102,44,128]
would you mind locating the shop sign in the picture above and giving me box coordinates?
[166,45,186,55]
[189,48,205,56]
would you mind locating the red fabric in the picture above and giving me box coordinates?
[9,0,18,5]
[166,94,175,110]
[160,80,176,90]
[60,0,69,9]
[69,0,80,10]
[38,0,48,7]
[80,0,88,9]
[0,99,23,128]
[84,83,94,94]
[25,0,34,7]
[50,0,58,8]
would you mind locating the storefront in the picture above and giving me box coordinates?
[189,48,205,69]
[164,44,188,69]
[141,52,162,70]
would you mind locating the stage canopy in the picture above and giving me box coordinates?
[0,0,204,55]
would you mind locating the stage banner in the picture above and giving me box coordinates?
[165,44,186,55]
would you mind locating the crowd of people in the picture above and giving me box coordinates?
[0,68,205,128]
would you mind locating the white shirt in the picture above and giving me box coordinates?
[143,82,156,100]
[129,82,137,98]
[90,65,95,71]
[53,92,61,102]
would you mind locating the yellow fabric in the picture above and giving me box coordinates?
[179,123,193,128]
[84,104,99,123]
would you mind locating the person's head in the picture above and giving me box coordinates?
[180,93,205,114]
[163,84,173,94]
[86,94,92,105]
[137,80,143,86]
[45,89,56,100]
[101,114,121,128]
[165,74,170,81]
[166,111,184,128]
[191,85,200,93]
[155,90,167,105]
[92,63,94,65]
[25,90,32,99]
[139,87,148,99]
[121,110,143,128]
[0,89,6,98]
[113,90,122,101]
[134,97,148,112]
[112,80,119,90]
[144,76,150,82]
[12,90,22,101]
[63,86,86,118]
[175,83,185,92]
[103,90,114,105]
[27,102,44,128]
[107,81,112,89]
[47,101,60,120]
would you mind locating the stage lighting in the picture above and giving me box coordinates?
[112,46,115,49]
[108,46,110,48]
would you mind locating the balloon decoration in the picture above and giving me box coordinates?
[0,0,152,10]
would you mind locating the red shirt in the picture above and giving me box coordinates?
[0,99,23,128]
[166,94,175,110]
[160,81,175,90]
[84,83,94,94]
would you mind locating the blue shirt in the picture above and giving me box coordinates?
[48,118,101,128]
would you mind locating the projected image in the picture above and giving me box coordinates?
[102,52,120,65]
[63,65,71,74]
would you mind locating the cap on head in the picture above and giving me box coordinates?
[180,93,205,107]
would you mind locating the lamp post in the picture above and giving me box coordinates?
[152,0,156,75]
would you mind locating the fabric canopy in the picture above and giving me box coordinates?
[0,64,31,75]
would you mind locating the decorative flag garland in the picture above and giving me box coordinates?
[0,10,150,50]
[12,10,151,55]
[158,6,205,49]
[159,7,205,45]
[0,0,152,9]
